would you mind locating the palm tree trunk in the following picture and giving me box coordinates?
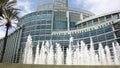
[0,26,9,63]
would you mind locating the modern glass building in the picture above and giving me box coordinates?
[52,11,120,49]
[0,0,120,63]
[17,0,94,62]
[19,0,94,47]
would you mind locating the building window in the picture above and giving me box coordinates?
[40,30,45,34]
[92,36,98,43]
[94,44,99,50]
[83,32,89,37]
[87,20,93,26]
[97,28,105,34]
[90,30,97,36]
[33,36,39,41]
[40,25,46,29]
[78,24,82,29]
[46,20,52,24]
[52,35,57,40]
[40,36,45,40]
[77,33,83,38]
[34,31,39,35]
[46,36,51,40]
[45,30,51,34]
[106,32,114,40]
[102,42,106,48]
[53,21,67,31]
[46,25,51,29]
[71,34,77,39]
[84,38,90,44]
[99,17,105,23]
[33,42,37,46]
[113,13,119,19]
[82,22,87,28]
[107,40,115,47]
[93,18,98,24]
[105,25,113,32]
[70,22,76,30]
[106,15,111,21]
[98,35,106,42]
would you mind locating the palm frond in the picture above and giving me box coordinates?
[6,0,16,8]
[0,0,9,4]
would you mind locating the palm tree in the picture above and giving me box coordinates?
[0,0,17,17]
[0,0,20,63]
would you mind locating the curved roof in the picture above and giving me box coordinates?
[76,10,120,25]
[69,7,94,15]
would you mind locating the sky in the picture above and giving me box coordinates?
[0,0,120,39]
[15,0,120,17]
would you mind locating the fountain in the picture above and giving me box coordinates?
[22,34,33,64]
[98,43,107,65]
[34,41,40,64]
[47,43,54,64]
[22,35,120,65]
[55,43,64,65]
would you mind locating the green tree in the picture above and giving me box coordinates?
[0,0,20,63]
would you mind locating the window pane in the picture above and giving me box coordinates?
[99,17,105,23]
[83,22,87,28]
[106,32,114,40]
[87,20,93,26]
[98,35,105,41]
[105,25,113,32]
[77,33,83,38]
[84,38,90,44]
[97,28,105,34]
[83,32,89,37]
[90,30,97,36]
[106,15,111,21]
[93,18,98,24]
[92,36,98,43]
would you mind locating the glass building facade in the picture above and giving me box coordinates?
[20,10,53,47]
[0,0,120,63]
[19,0,93,48]
[52,11,120,48]
[18,0,94,63]
[0,28,22,63]
[17,0,120,63]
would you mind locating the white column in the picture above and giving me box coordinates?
[80,13,83,20]
[66,11,70,31]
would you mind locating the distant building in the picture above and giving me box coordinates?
[0,28,22,63]
[0,0,120,63]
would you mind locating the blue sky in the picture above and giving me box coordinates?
[15,0,120,17]
[0,0,120,38]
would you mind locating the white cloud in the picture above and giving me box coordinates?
[0,27,5,39]
[75,0,120,14]
[0,26,16,39]
[15,0,34,17]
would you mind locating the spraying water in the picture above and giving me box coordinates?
[22,35,33,64]
[23,35,120,65]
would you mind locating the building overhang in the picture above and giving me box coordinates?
[76,10,120,25]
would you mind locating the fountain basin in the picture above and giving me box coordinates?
[0,63,120,68]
